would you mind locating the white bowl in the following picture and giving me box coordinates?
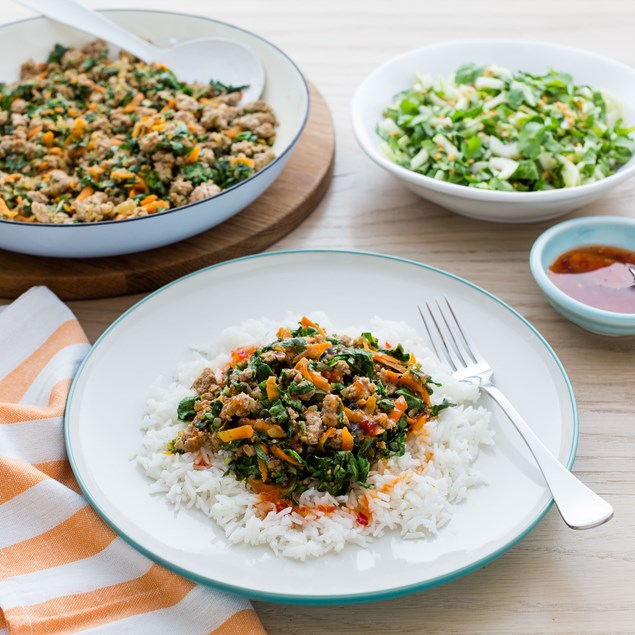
[352,40,635,223]
[0,11,309,257]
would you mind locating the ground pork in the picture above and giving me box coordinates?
[300,408,323,445]
[73,192,115,222]
[220,393,259,420]
[321,394,341,427]
[189,182,221,203]
[0,40,277,224]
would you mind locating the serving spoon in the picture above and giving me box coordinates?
[16,0,265,102]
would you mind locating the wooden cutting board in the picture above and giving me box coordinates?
[0,83,334,300]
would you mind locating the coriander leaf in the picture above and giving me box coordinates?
[455,63,485,85]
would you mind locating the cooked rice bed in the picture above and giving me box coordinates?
[137,315,494,560]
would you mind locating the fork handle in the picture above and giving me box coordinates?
[481,383,613,530]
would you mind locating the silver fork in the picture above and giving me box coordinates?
[418,297,614,530]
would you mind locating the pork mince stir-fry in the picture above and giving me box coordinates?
[169,317,453,498]
[0,40,277,223]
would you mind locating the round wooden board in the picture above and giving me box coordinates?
[0,83,334,300]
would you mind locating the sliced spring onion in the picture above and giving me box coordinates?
[378,63,635,191]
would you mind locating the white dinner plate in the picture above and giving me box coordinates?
[65,250,577,604]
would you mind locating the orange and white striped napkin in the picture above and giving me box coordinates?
[0,287,266,635]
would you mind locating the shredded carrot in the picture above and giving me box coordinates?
[76,186,94,203]
[383,366,431,405]
[42,131,54,147]
[229,346,256,367]
[253,420,285,439]
[160,98,176,113]
[225,127,242,139]
[217,425,254,443]
[266,424,285,439]
[186,145,201,163]
[0,198,17,219]
[276,327,291,338]
[27,124,43,139]
[143,200,169,214]
[384,370,401,385]
[249,479,285,496]
[140,194,158,206]
[72,118,86,137]
[295,357,330,392]
[292,342,331,364]
[233,156,255,168]
[365,396,377,415]
[49,147,62,155]
[123,92,144,113]
[4,174,21,182]
[312,370,331,392]
[110,170,137,180]
[372,352,407,373]
[300,316,326,336]
[257,458,268,482]
[409,413,429,432]
[341,427,354,451]
[265,376,279,401]
[270,445,301,466]
[388,396,409,423]
[399,371,431,405]
[344,407,365,423]
[317,428,337,451]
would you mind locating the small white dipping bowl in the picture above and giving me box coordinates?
[530,216,635,336]
[352,41,635,224]
[0,11,309,257]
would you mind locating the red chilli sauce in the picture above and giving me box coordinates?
[548,245,635,313]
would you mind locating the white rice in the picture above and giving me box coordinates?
[136,313,494,560]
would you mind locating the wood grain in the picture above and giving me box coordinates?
[0,84,334,300]
[2,2,635,634]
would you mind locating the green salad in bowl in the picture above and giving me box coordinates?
[378,63,635,192]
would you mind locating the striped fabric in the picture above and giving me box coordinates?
[0,287,266,635]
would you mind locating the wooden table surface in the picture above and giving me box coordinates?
[2,1,634,633]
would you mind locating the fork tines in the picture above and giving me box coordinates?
[417,297,485,373]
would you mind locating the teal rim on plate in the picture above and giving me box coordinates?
[64,249,578,605]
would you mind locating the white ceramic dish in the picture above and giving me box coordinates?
[0,11,309,258]
[65,251,577,604]
[352,40,635,223]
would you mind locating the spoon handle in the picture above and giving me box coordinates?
[16,0,158,61]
